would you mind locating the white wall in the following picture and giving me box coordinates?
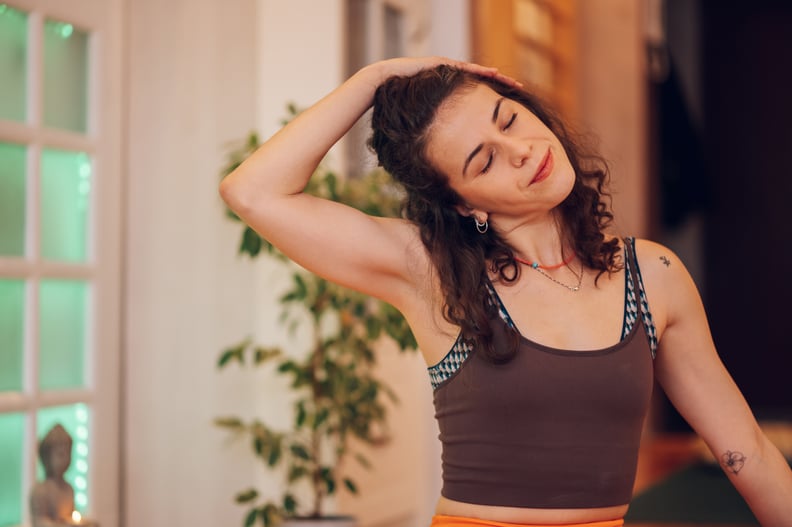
[124,0,263,525]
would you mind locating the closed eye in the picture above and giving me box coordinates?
[481,151,494,174]
[503,112,517,131]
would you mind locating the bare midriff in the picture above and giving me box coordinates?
[435,496,628,524]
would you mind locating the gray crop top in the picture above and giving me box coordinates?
[429,237,656,508]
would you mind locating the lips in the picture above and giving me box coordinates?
[530,149,553,185]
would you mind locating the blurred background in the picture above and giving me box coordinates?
[0,0,790,526]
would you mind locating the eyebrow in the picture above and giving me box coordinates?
[462,97,506,177]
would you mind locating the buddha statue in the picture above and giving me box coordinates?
[29,424,95,527]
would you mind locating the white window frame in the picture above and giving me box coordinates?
[0,0,123,525]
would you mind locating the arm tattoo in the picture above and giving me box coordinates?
[660,256,671,267]
[721,450,746,474]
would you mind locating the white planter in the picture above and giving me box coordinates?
[281,517,357,527]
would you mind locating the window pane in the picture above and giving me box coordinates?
[0,413,25,527]
[39,280,87,390]
[40,149,91,262]
[36,404,91,513]
[0,279,25,392]
[0,142,27,257]
[43,19,88,133]
[0,5,27,123]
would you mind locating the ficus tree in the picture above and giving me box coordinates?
[215,123,417,527]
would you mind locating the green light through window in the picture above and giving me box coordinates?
[0,279,25,393]
[0,4,27,123]
[40,149,91,262]
[0,142,27,257]
[0,413,24,527]
[39,280,87,391]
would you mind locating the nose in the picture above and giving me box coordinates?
[506,136,532,168]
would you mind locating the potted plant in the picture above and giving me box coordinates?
[215,126,417,527]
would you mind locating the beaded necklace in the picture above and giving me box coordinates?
[513,253,582,292]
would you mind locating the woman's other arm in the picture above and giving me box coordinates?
[639,239,792,526]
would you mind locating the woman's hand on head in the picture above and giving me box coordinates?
[362,56,523,89]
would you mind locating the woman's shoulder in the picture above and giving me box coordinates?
[629,238,703,333]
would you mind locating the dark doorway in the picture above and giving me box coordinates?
[653,0,792,431]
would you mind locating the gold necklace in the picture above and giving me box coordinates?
[514,257,583,291]
[531,264,583,292]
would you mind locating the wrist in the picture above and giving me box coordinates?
[356,61,389,89]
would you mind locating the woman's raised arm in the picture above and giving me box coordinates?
[219,58,517,303]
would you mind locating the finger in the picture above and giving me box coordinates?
[462,63,523,87]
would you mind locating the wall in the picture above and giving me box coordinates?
[576,0,648,237]
[124,0,262,525]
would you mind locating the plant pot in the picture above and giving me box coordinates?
[281,517,357,527]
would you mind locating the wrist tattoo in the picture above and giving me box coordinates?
[660,256,671,267]
[721,450,746,474]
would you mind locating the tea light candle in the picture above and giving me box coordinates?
[70,510,98,526]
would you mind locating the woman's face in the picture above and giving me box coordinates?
[425,83,575,229]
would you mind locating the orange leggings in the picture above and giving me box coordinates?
[430,515,624,527]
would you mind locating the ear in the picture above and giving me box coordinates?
[454,203,473,217]
[455,203,487,223]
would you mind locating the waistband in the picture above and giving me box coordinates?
[430,515,624,527]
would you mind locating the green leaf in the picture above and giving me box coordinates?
[244,508,258,527]
[313,408,329,430]
[217,339,250,368]
[267,440,282,467]
[295,401,307,428]
[343,478,358,494]
[283,493,297,515]
[240,226,263,258]
[217,349,239,368]
[262,504,279,527]
[214,417,244,429]
[289,443,311,461]
[354,453,372,470]
[254,346,281,364]
[277,360,298,374]
[288,465,309,483]
[292,274,308,300]
[235,488,259,503]
[321,467,336,495]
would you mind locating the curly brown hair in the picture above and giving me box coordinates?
[369,65,620,362]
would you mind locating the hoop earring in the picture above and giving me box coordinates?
[475,218,488,234]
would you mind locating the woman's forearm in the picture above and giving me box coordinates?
[219,62,385,211]
[732,433,792,525]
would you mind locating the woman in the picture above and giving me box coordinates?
[220,57,792,526]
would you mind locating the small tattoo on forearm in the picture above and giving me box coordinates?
[721,450,746,474]
[660,256,671,267]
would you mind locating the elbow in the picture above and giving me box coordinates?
[219,173,251,217]
[218,175,235,206]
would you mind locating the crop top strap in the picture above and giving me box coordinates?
[623,237,658,358]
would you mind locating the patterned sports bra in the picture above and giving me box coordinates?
[428,237,657,509]
[429,237,657,389]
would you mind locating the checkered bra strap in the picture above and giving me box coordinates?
[428,335,473,390]
[622,237,658,358]
[427,283,512,390]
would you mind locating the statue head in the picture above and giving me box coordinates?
[38,424,73,479]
